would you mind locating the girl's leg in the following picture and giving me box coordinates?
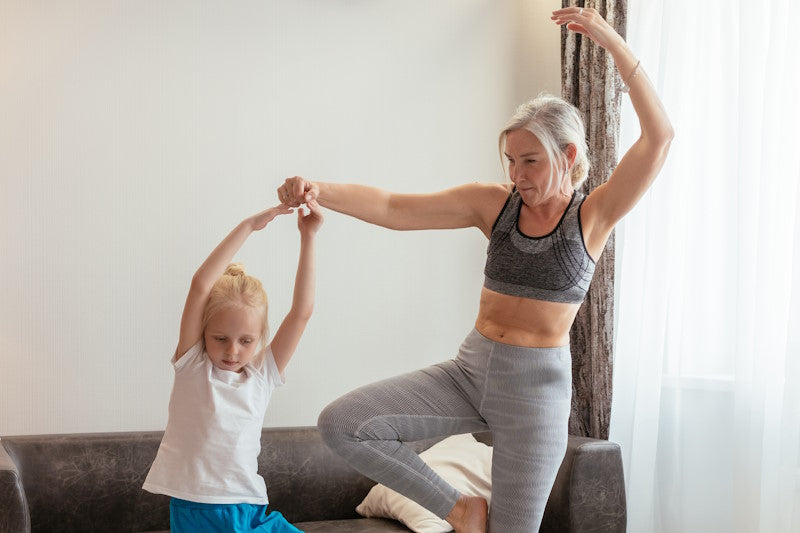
[317,358,488,519]
[258,510,301,532]
[480,343,573,532]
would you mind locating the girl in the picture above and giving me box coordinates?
[278,8,672,533]
[143,200,324,532]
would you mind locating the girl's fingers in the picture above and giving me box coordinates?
[272,205,293,216]
[306,199,322,215]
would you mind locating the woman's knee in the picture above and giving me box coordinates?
[317,394,362,449]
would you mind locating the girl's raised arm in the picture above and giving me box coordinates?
[551,7,674,256]
[269,200,324,373]
[175,205,293,361]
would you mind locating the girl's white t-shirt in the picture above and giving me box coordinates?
[142,340,284,504]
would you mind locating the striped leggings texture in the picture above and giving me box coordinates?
[317,328,572,532]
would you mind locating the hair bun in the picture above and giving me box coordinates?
[224,263,247,277]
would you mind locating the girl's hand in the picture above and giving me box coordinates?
[279,176,319,207]
[551,7,625,51]
[247,204,294,231]
[297,199,324,237]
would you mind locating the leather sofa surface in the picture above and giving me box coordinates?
[0,427,626,532]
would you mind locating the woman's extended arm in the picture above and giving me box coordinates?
[552,8,674,254]
[278,177,508,237]
[175,205,293,360]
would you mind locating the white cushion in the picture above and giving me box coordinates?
[355,433,492,533]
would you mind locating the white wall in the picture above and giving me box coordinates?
[0,0,560,435]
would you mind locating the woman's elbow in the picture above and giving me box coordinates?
[646,125,674,161]
[662,124,675,146]
[656,120,675,148]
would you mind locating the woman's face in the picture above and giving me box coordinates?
[504,128,564,206]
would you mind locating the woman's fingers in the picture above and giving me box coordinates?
[551,7,620,49]
[278,176,318,207]
[277,183,297,206]
[290,177,307,202]
[551,7,588,27]
[551,6,581,15]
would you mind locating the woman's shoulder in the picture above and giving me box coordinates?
[456,182,512,234]
[461,181,510,197]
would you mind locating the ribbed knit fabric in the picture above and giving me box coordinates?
[318,328,572,532]
[484,189,596,304]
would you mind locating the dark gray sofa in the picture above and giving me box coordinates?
[0,426,625,532]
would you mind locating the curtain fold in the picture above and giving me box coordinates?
[609,0,800,530]
[561,0,627,440]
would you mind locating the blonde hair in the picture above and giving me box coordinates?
[499,93,590,197]
[202,263,269,353]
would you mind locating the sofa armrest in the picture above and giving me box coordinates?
[0,440,30,533]
[542,436,626,533]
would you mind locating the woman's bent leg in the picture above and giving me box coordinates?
[317,360,487,519]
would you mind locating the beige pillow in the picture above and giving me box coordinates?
[355,433,492,533]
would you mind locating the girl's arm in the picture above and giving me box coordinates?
[174,205,293,361]
[278,178,508,238]
[269,200,324,373]
[551,7,674,256]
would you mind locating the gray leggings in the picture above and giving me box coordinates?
[317,328,572,532]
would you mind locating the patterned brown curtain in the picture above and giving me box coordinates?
[562,0,627,440]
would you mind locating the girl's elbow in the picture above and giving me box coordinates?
[292,305,314,323]
[190,273,213,294]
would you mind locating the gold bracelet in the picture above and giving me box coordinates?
[620,59,641,94]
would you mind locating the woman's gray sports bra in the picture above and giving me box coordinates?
[483,189,596,304]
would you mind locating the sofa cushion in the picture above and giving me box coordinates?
[297,518,411,532]
[355,434,492,533]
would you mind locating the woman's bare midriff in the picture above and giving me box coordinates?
[474,287,580,348]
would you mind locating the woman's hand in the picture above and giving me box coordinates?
[551,7,626,52]
[247,204,294,231]
[297,199,324,237]
[279,176,319,207]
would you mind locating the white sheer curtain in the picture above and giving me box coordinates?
[609,0,800,531]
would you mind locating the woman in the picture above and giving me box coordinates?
[278,8,672,533]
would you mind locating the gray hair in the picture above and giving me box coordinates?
[499,94,590,195]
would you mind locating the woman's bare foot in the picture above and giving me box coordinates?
[445,495,488,533]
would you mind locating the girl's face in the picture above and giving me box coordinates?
[203,305,264,373]
[504,128,566,205]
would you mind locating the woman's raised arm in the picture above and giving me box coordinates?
[552,7,674,253]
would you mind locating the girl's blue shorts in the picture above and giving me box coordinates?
[169,498,303,533]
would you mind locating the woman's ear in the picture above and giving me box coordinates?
[566,143,578,168]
